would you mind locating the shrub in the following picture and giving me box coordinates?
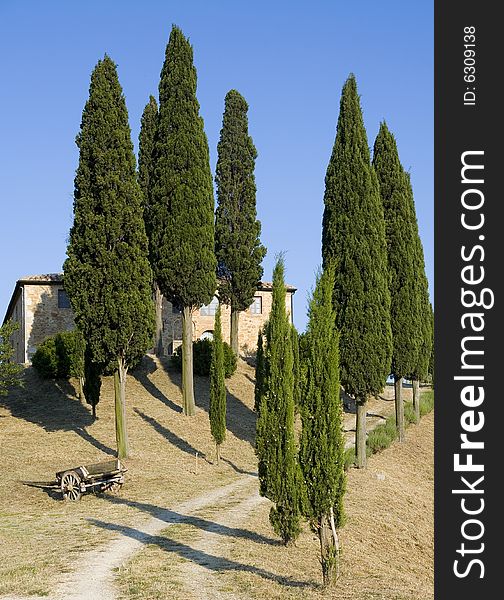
[404,401,418,425]
[32,330,85,380]
[32,337,58,378]
[367,415,397,454]
[420,390,435,416]
[171,338,237,378]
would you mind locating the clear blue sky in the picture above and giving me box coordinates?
[0,0,433,331]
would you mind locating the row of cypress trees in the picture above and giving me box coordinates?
[64,26,266,457]
[322,75,432,467]
[255,75,432,585]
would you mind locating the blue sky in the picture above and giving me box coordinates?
[0,0,433,331]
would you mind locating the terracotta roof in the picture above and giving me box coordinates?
[18,273,63,283]
[258,281,296,292]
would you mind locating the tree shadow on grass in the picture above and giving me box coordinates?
[98,492,279,546]
[133,408,208,461]
[89,518,313,588]
[0,368,115,456]
[131,355,182,414]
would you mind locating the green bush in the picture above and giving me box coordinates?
[171,338,237,378]
[404,401,418,425]
[367,415,397,454]
[32,330,85,380]
[32,337,58,378]
[420,390,435,416]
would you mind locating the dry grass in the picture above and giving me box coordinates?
[115,404,433,600]
[0,356,256,596]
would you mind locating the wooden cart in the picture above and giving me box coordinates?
[55,459,126,501]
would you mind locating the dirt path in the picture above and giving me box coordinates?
[1,476,256,600]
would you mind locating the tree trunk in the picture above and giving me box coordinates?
[114,359,129,459]
[412,378,420,423]
[230,307,239,356]
[154,284,164,357]
[78,377,84,401]
[395,375,405,442]
[216,442,221,465]
[319,512,340,587]
[92,402,96,419]
[355,398,367,468]
[182,306,195,416]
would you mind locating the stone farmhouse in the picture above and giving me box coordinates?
[3,274,296,364]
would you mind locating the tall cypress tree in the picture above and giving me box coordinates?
[256,257,302,544]
[373,122,420,441]
[215,90,266,356]
[321,74,392,468]
[254,327,265,413]
[405,172,433,419]
[138,95,164,357]
[150,26,216,415]
[64,56,155,459]
[209,303,226,463]
[300,266,345,587]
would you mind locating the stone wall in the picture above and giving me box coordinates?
[161,290,294,356]
[25,285,75,361]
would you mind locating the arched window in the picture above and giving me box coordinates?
[200,330,214,341]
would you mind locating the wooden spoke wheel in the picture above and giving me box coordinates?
[61,470,82,501]
[106,481,122,494]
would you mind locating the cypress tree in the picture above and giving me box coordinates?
[209,303,226,463]
[150,26,216,416]
[300,266,345,586]
[373,122,420,441]
[291,324,301,412]
[138,95,164,357]
[64,56,155,458]
[83,347,102,420]
[256,257,302,544]
[405,171,433,419]
[215,90,266,356]
[321,74,392,468]
[254,327,265,413]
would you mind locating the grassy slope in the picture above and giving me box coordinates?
[0,357,432,599]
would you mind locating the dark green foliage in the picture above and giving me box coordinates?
[32,330,85,380]
[209,304,226,459]
[254,327,265,413]
[32,337,58,379]
[64,55,155,371]
[150,26,216,310]
[405,172,432,383]
[373,122,420,379]
[321,75,392,401]
[299,267,346,524]
[256,257,302,544]
[64,55,155,458]
[83,347,101,418]
[299,267,345,585]
[138,95,158,241]
[215,90,266,351]
[290,324,301,412]
[0,320,23,395]
[150,26,216,415]
[171,338,236,378]
[54,330,85,380]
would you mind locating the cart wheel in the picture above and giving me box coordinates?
[107,482,122,494]
[61,470,82,501]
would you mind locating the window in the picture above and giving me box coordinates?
[200,296,219,316]
[250,296,262,315]
[58,289,71,309]
[200,330,214,341]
